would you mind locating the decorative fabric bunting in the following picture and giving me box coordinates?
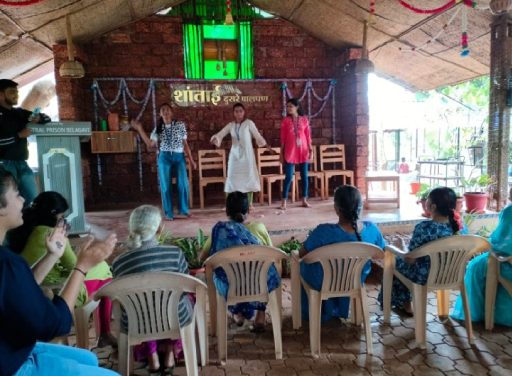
[395,0,477,14]
[0,0,47,5]
[224,0,234,25]
[461,5,470,56]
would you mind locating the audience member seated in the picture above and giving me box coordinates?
[0,167,118,375]
[112,205,193,376]
[200,191,279,333]
[378,187,467,315]
[299,185,385,322]
[451,187,512,327]
[398,157,410,174]
[7,191,116,348]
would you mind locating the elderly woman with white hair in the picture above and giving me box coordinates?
[111,205,193,376]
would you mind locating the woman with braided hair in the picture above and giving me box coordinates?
[298,185,385,323]
[377,187,468,315]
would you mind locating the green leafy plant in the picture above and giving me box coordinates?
[460,174,494,194]
[279,236,302,255]
[415,183,433,204]
[157,225,172,245]
[172,229,206,270]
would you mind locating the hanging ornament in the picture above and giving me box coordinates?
[396,0,479,14]
[368,1,376,24]
[216,62,221,71]
[461,5,470,56]
[223,69,228,76]
[224,0,234,25]
[397,6,461,52]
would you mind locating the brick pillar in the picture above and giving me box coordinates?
[488,15,512,211]
[53,44,89,121]
[335,49,369,192]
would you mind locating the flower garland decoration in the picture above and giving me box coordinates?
[461,5,469,56]
[395,0,477,14]
[368,0,376,24]
[397,6,461,52]
[0,0,47,5]
[224,0,234,25]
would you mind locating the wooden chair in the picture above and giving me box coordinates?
[255,147,295,205]
[485,250,512,330]
[205,245,287,364]
[96,272,208,376]
[382,235,490,349]
[290,242,383,357]
[318,144,354,198]
[171,156,193,209]
[198,149,226,209]
[294,146,325,200]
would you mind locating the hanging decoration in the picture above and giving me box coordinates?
[368,0,376,24]
[395,0,478,14]
[224,0,234,25]
[281,79,337,121]
[397,6,461,52]
[461,5,470,56]
[0,0,47,5]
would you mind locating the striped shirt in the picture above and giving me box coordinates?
[111,239,193,330]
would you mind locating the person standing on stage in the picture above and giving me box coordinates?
[210,102,272,211]
[0,79,51,207]
[279,98,313,210]
[131,103,196,221]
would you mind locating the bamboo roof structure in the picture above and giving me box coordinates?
[0,0,494,91]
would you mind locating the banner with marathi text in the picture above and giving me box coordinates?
[172,84,269,107]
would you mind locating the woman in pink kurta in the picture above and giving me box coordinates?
[279,98,313,210]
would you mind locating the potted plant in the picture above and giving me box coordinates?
[409,173,421,195]
[453,188,464,213]
[460,174,494,213]
[415,183,433,218]
[172,229,207,276]
[279,236,302,277]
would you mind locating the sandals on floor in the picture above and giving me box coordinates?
[250,325,265,333]
[232,314,244,327]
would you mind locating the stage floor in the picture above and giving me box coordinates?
[82,191,500,249]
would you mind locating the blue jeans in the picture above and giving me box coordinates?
[282,161,308,199]
[14,343,118,376]
[158,152,189,218]
[0,160,38,207]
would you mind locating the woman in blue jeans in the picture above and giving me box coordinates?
[0,167,118,375]
[132,103,197,220]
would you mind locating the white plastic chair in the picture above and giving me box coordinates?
[485,250,512,330]
[204,245,287,364]
[382,235,490,349]
[95,272,208,376]
[290,242,384,357]
[43,282,100,349]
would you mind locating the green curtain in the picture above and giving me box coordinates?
[183,23,204,79]
[238,21,254,79]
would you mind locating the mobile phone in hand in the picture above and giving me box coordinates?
[30,107,41,119]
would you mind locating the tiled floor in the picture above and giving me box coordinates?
[72,274,512,376]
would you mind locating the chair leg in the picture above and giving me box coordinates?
[189,177,193,209]
[267,180,272,206]
[436,290,450,317]
[319,177,325,200]
[268,291,283,359]
[200,184,205,210]
[291,177,296,203]
[216,293,228,365]
[360,288,373,355]
[412,284,428,349]
[260,178,264,205]
[291,259,302,329]
[460,283,474,345]
[74,307,89,350]
[180,322,199,376]
[324,175,329,199]
[196,286,208,366]
[351,297,362,326]
[207,273,218,337]
[308,289,322,358]
[485,255,499,331]
[382,252,395,324]
[118,333,129,376]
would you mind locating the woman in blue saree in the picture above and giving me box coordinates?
[451,188,512,327]
[201,191,280,332]
[299,185,385,323]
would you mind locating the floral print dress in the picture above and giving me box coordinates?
[378,220,468,308]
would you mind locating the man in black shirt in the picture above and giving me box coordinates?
[0,79,50,207]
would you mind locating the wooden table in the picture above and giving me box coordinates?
[364,171,400,209]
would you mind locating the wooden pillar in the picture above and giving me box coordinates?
[488,15,512,211]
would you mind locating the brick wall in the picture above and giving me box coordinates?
[53,15,367,206]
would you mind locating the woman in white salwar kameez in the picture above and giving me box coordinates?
[210,103,272,210]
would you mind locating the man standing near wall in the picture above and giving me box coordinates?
[0,79,51,206]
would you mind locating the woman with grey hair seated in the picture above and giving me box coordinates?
[112,205,192,376]
[298,185,385,322]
